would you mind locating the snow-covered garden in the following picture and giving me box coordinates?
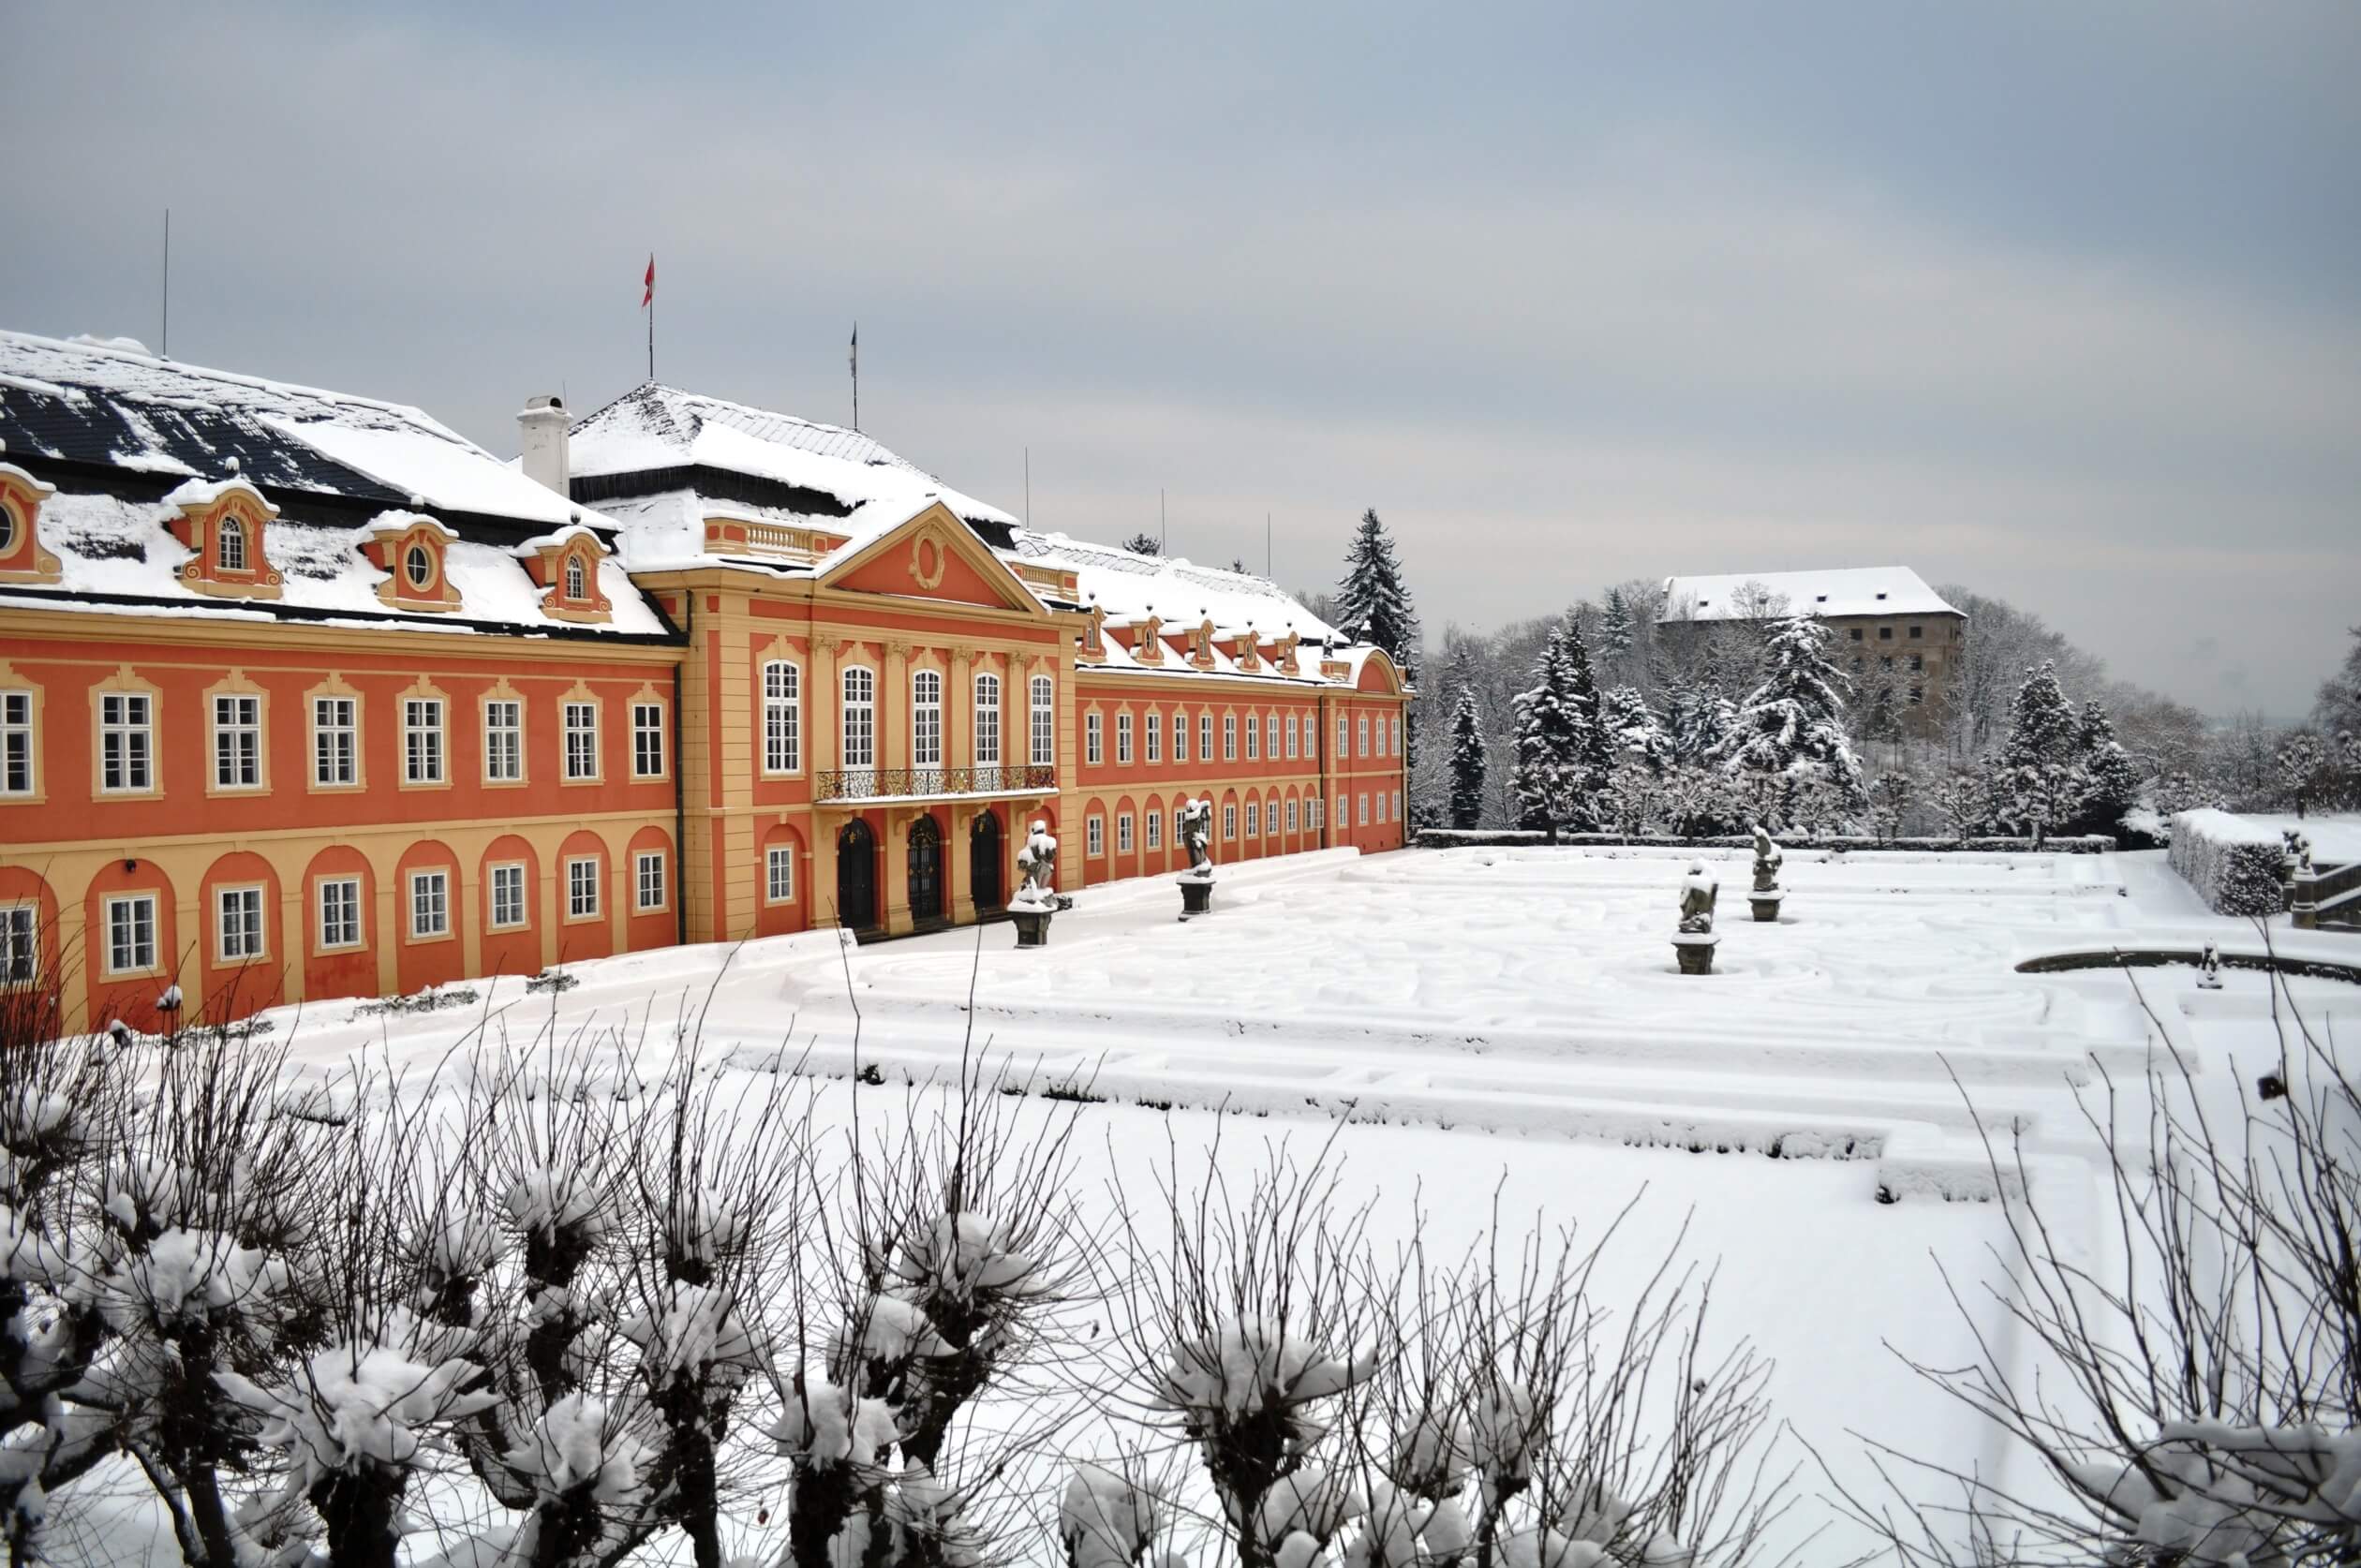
[7,843,2356,1566]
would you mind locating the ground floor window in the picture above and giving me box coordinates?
[1087,817,1105,857]
[1286,799,1299,834]
[1392,790,1403,822]
[635,851,668,911]
[766,845,795,903]
[319,879,361,949]
[568,857,601,919]
[1246,801,1259,838]
[409,872,450,939]
[1224,804,1238,840]
[106,894,156,974]
[490,864,527,930]
[216,886,265,962]
[1,905,36,984]
[1336,797,1348,829]
[1118,813,1134,853]
[1359,793,1371,825]
[1146,811,1163,851]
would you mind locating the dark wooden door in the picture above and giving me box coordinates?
[970,812,1003,910]
[908,816,943,925]
[837,820,877,931]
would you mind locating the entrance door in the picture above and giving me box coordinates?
[970,812,1003,911]
[908,816,944,925]
[836,820,877,931]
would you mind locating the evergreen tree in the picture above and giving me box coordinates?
[1560,617,1611,827]
[1599,588,1635,673]
[1448,688,1488,830]
[1711,616,1864,827]
[1600,686,1674,774]
[2070,699,2141,836]
[1512,628,1583,841]
[1120,532,1162,556]
[1333,509,1421,681]
[1998,660,2077,770]
[1987,660,2083,845]
[2312,624,2361,735]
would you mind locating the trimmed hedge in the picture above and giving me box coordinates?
[2167,809,2290,916]
[1414,829,2116,854]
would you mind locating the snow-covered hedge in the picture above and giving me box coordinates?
[2167,809,2292,916]
[1415,828,2117,854]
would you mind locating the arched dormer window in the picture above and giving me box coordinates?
[219,516,248,572]
[564,553,586,600]
[162,475,282,599]
[514,524,612,625]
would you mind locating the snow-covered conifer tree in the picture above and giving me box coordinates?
[1448,687,1487,830]
[1599,587,1635,670]
[2276,730,2327,818]
[2071,699,2142,836]
[1600,685,1675,774]
[1512,629,1581,841]
[1332,508,1420,683]
[1711,616,1864,827]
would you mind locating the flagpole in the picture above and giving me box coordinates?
[850,321,859,432]
[647,272,655,383]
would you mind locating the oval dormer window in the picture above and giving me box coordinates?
[405,542,435,590]
[564,552,587,600]
[0,509,15,555]
[219,516,247,572]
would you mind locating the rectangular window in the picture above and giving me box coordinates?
[565,701,601,780]
[1146,810,1163,850]
[1117,713,1134,764]
[1286,798,1299,833]
[912,671,943,768]
[409,870,450,939]
[1358,716,1371,758]
[1030,676,1054,767]
[973,674,1002,768]
[1198,714,1213,762]
[1118,813,1134,852]
[1086,712,1104,765]
[1223,803,1238,840]
[1087,816,1105,857]
[1246,800,1259,837]
[634,851,667,911]
[313,695,357,786]
[404,697,446,785]
[1392,789,1403,822]
[1223,714,1238,762]
[2,690,33,795]
[1145,711,1162,763]
[1244,715,1258,761]
[1267,717,1279,759]
[1878,626,1893,641]
[840,669,876,770]
[1336,796,1348,829]
[1909,653,1924,673]
[1285,715,1299,761]
[106,894,156,973]
[1172,712,1187,763]
[1909,625,1924,640]
[318,878,361,950]
[490,864,527,930]
[2,905,37,985]
[632,702,666,778]
[99,692,153,792]
[567,857,601,919]
[211,695,261,789]
[1391,717,1402,757]
[1908,684,1925,706]
[1337,716,1349,756]
[216,886,264,962]
[484,699,523,782]
[764,661,801,775]
[766,844,795,903]
[1376,791,1388,823]
[1359,792,1371,825]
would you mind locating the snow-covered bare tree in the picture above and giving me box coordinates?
[2276,730,2328,818]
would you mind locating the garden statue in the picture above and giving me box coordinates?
[1009,821,1060,947]
[1748,823,1786,923]
[1177,796,1217,918]
[1673,861,1720,974]
[2196,941,2223,990]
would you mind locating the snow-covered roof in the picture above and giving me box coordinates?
[0,331,579,526]
[1012,530,1340,643]
[567,383,1017,531]
[1657,567,1961,623]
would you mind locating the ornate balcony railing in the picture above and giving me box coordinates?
[814,764,1059,804]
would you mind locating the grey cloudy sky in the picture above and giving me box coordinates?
[4,1,2355,715]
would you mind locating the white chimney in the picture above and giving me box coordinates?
[517,394,570,496]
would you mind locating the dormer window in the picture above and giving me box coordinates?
[564,553,586,599]
[0,465,60,585]
[368,513,463,614]
[162,476,283,599]
[406,543,436,591]
[513,525,612,625]
[219,516,248,572]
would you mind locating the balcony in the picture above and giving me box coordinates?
[814,764,1059,805]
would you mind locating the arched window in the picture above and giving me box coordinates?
[912,670,943,768]
[841,667,876,769]
[405,542,435,589]
[564,553,587,599]
[973,673,1002,768]
[1029,675,1054,768]
[218,515,247,572]
[763,659,799,774]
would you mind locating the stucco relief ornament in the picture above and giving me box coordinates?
[910,532,947,591]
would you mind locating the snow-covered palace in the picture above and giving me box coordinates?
[0,333,1408,1033]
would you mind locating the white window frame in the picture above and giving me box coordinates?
[1223,803,1238,841]
[99,691,154,793]
[403,697,447,786]
[489,863,527,931]
[1359,792,1371,825]
[1087,815,1105,857]
[1246,800,1259,838]
[1029,675,1054,768]
[1,689,32,796]
[634,850,668,912]
[1285,714,1299,761]
[1267,716,1279,760]
[312,695,358,788]
[211,693,261,790]
[1118,812,1134,853]
[1223,714,1238,762]
[1286,798,1299,833]
[631,701,667,779]
[1337,796,1348,829]
[765,844,796,904]
[564,700,601,781]
[215,884,266,963]
[1117,712,1134,765]
[105,893,157,975]
[566,856,601,921]
[1359,715,1371,759]
[1391,717,1403,757]
[1244,713,1258,761]
[973,673,1001,768]
[1146,810,1163,851]
[484,698,524,783]
[1337,716,1349,755]
[764,660,802,776]
[218,515,247,572]
[408,869,451,940]
[1,903,38,985]
[1145,709,1162,764]
[1199,714,1213,762]
[1392,789,1403,822]
[1173,712,1188,763]
[564,553,587,599]
[842,668,877,769]
[912,670,943,768]
[1086,711,1104,766]
[317,877,362,952]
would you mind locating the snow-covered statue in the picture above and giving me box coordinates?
[1678,863,1718,935]
[2196,941,2224,990]
[1013,821,1059,907]
[1750,825,1783,893]
[1180,797,1214,877]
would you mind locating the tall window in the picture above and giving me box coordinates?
[106,894,156,973]
[1358,716,1371,758]
[912,671,943,768]
[313,696,357,786]
[1391,717,1402,756]
[1145,709,1162,763]
[1116,713,1134,764]
[1337,716,1349,755]
[218,516,247,571]
[564,701,600,780]
[568,857,601,919]
[209,694,261,790]
[1087,816,1105,857]
[564,554,587,599]
[632,702,666,778]
[973,673,1002,767]
[1223,803,1237,840]
[634,851,667,911]
[1029,676,1054,768]
[1392,789,1402,821]
[318,879,362,950]
[1146,810,1163,851]
[766,844,795,903]
[1118,813,1134,853]
[1,906,36,985]
[1267,717,1280,760]
[764,661,800,774]
[490,864,527,929]
[1244,714,1258,760]
[485,700,523,781]
[1173,712,1188,763]
[1200,714,1213,762]
[1337,796,1348,829]
[1246,800,1259,838]
[99,692,153,792]
[1286,798,1299,833]
[1223,714,1238,762]
[1359,792,1371,825]
[410,870,450,938]
[1086,712,1104,765]
[216,886,264,962]
[1,690,30,795]
[841,668,876,768]
[1285,714,1299,760]
[404,698,446,785]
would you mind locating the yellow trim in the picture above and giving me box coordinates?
[0,663,48,806]
[481,681,528,788]
[90,668,161,802]
[200,671,272,798]
[99,890,165,979]
[211,880,271,967]
[395,679,454,792]
[304,673,366,794]
[308,871,367,956]
[404,865,455,944]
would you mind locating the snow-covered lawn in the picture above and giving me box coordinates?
[228,842,2355,1563]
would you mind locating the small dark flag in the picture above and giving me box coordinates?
[642,255,655,308]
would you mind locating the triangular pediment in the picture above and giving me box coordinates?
[819,502,1047,614]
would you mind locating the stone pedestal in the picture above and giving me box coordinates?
[1672,933,1719,975]
[2293,869,2320,930]
[1749,887,1784,923]
[1010,906,1052,948]
[1179,876,1214,919]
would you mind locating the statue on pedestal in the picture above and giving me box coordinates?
[1679,863,1719,935]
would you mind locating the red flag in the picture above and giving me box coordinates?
[642,255,655,308]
